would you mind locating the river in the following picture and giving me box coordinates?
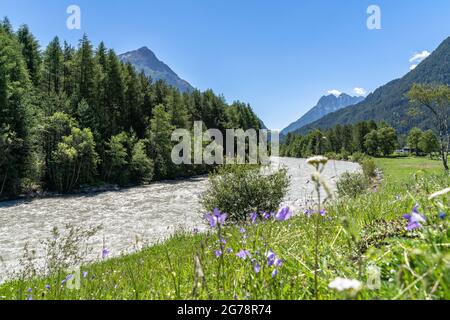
[0,157,359,280]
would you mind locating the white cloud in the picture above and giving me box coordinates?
[409,64,418,71]
[353,87,367,96]
[327,89,342,97]
[409,50,430,63]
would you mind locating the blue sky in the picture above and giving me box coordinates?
[1,0,450,129]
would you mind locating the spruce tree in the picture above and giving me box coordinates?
[0,28,32,196]
[41,37,63,95]
[17,25,41,86]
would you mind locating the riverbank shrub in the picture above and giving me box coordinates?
[351,152,367,163]
[129,140,154,184]
[201,165,290,222]
[50,127,99,193]
[103,133,153,186]
[361,158,377,178]
[336,172,369,198]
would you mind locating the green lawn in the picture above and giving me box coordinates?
[1,157,449,300]
[374,157,445,184]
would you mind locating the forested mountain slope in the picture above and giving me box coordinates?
[295,37,450,135]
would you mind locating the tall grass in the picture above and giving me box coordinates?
[0,159,449,300]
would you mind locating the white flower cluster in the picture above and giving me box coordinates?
[328,277,362,292]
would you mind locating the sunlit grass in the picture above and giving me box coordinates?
[374,156,444,183]
[1,157,449,300]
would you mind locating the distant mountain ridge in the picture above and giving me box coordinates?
[119,46,194,93]
[281,93,364,135]
[294,36,450,136]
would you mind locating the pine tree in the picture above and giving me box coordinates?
[147,104,175,179]
[353,121,370,153]
[123,63,143,133]
[0,17,13,35]
[17,25,41,86]
[0,28,32,196]
[62,41,75,96]
[75,34,96,107]
[41,37,63,95]
[105,49,125,135]
[167,90,189,129]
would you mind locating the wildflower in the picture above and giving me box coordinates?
[82,271,88,278]
[236,249,251,260]
[306,156,329,167]
[328,277,362,292]
[61,274,74,286]
[204,208,228,228]
[254,263,261,274]
[26,295,33,301]
[102,248,110,258]
[403,205,426,231]
[275,207,292,221]
[239,227,246,233]
[226,248,233,254]
[45,284,51,290]
[304,209,313,217]
[304,209,326,217]
[27,288,32,293]
[262,212,272,220]
[214,250,223,258]
[428,187,450,200]
[271,269,278,278]
[274,258,283,268]
[267,249,276,266]
[439,212,446,220]
[250,212,258,224]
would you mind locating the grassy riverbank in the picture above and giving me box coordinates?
[1,157,449,300]
[374,157,443,183]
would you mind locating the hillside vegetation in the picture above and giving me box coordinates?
[296,37,450,135]
[0,19,262,200]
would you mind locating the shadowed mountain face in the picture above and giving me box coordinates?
[295,36,450,136]
[119,46,194,93]
[281,93,364,135]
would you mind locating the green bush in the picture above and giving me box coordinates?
[361,158,377,178]
[336,172,369,198]
[129,140,154,184]
[325,152,339,160]
[51,127,99,192]
[104,132,153,185]
[201,165,290,222]
[104,132,130,184]
[340,150,351,161]
[351,152,367,164]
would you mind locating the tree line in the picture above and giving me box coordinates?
[0,18,262,198]
[281,120,440,159]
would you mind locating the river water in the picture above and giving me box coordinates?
[0,157,359,280]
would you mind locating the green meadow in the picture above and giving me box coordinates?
[1,157,449,300]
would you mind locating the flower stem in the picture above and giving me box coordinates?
[314,185,321,300]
